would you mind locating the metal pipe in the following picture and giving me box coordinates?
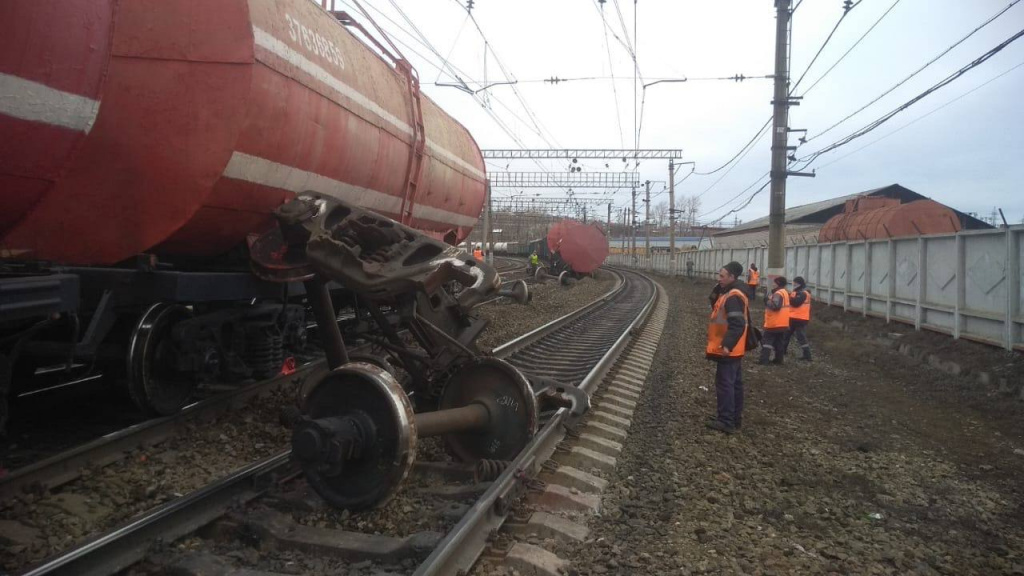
[303,277,349,369]
[415,403,490,437]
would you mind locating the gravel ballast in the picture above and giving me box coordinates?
[476,272,617,350]
[560,275,1024,576]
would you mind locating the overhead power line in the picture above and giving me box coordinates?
[699,175,772,225]
[797,27,1024,166]
[806,0,1022,143]
[800,0,904,96]
[789,0,863,94]
[692,116,773,176]
[598,2,626,147]
[814,59,1024,171]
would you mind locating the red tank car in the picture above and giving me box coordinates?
[0,0,485,265]
[547,220,609,275]
[0,0,487,425]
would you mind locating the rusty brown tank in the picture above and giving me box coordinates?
[818,197,961,243]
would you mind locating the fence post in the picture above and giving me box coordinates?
[844,243,853,311]
[915,237,926,331]
[1007,227,1017,351]
[887,239,895,324]
[829,243,836,307]
[954,233,964,340]
[863,241,871,317]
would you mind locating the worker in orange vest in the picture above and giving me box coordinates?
[747,263,760,297]
[706,261,749,435]
[473,247,484,260]
[782,276,813,361]
[759,276,790,365]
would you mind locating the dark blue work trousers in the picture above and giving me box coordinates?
[715,358,744,428]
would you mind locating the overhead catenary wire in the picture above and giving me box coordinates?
[691,116,773,177]
[598,1,627,148]
[796,27,1024,167]
[789,0,864,95]
[344,0,570,190]
[800,0,904,96]
[457,2,563,148]
[814,59,1024,170]
[698,176,772,226]
[805,0,1022,143]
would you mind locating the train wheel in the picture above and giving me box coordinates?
[294,363,416,510]
[439,358,538,462]
[127,304,195,416]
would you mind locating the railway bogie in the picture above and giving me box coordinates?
[253,193,555,508]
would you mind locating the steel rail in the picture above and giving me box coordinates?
[20,453,297,576]
[413,269,658,575]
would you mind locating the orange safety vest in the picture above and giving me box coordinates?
[706,288,749,359]
[748,268,759,286]
[473,248,483,260]
[763,288,791,330]
[790,288,811,322]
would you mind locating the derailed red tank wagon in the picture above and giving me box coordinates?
[545,220,610,277]
[0,0,487,428]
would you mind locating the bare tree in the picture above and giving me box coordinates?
[678,195,702,232]
[653,201,669,229]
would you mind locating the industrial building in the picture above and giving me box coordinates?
[710,184,992,249]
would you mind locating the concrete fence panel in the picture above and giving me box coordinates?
[614,225,1023,351]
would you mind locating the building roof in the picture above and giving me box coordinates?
[713,184,990,237]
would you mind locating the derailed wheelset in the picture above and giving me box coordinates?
[252,194,560,510]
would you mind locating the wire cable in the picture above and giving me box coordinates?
[789,0,863,95]
[814,59,1024,170]
[800,0,904,96]
[805,0,1022,143]
[798,27,1024,166]
[598,2,626,148]
[693,116,773,176]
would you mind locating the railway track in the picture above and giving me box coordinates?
[9,268,658,576]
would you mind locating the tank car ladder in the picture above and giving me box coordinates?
[328,2,427,228]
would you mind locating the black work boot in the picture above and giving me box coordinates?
[801,347,812,362]
[705,420,736,435]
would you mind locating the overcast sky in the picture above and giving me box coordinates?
[339,0,1024,226]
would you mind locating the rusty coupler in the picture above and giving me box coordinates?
[250,193,539,510]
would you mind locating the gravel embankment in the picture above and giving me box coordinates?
[475,272,617,349]
[561,275,1024,576]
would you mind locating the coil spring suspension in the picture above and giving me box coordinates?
[474,459,511,482]
[244,322,284,379]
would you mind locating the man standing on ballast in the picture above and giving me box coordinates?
[706,261,750,435]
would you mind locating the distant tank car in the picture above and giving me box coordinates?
[546,220,609,275]
[0,0,486,425]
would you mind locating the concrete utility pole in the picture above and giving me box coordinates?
[621,207,627,252]
[767,0,793,280]
[607,203,612,231]
[483,179,492,264]
[669,159,676,270]
[644,180,651,258]
[631,186,637,256]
